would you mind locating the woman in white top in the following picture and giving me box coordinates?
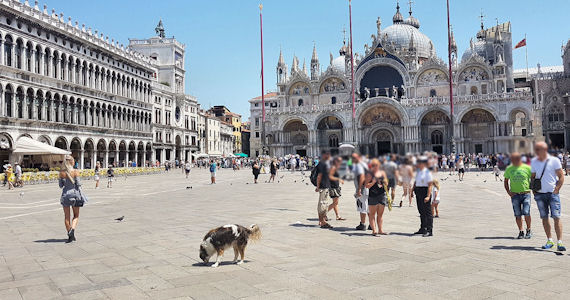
[431,179,441,218]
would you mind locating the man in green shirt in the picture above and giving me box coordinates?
[504,152,532,239]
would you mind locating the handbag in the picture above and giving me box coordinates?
[531,158,549,193]
[75,179,88,205]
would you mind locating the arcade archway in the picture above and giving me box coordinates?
[317,116,344,155]
[461,108,496,154]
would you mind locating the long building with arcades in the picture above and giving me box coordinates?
[0,0,204,168]
[252,2,542,157]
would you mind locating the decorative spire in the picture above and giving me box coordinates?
[479,9,485,31]
[311,42,318,62]
[404,0,420,28]
[450,25,457,52]
[155,19,165,38]
[393,1,404,24]
[278,47,285,66]
[302,59,307,75]
[495,29,502,44]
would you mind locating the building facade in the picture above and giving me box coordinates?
[207,105,242,153]
[0,0,218,167]
[526,40,570,150]
[254,3,541,158]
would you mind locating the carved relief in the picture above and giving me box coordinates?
[421,110,450,125]
[317,116,343,130]
[289,82,310,96]
[461,109,495,123]
[417,69,447,85]
[319,78,346,93]
[459,67,489,82]
[361,106,401,126]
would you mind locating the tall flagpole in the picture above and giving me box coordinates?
[349,0,356,144]
[525,33,529,78]
[259,4,266,156]
[446,0,456,154]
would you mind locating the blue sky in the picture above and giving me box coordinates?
[47,0,569,119]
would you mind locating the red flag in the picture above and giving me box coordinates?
[514,38,526,49]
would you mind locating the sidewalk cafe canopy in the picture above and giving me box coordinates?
[13,137,70,155]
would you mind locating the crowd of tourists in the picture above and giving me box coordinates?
[308,141,566,251]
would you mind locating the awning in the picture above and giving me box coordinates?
[12,137,71,155]
[235,153,248,157]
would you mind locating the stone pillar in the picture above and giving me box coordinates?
[79,150,85,169]
[104,151,109,168]
[135,152,139,167]
[10,44,15,68]
[0,38,4,66]
[92,150,97,170]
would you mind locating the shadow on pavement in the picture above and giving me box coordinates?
[340,232,372,237]
[290,223,318,228]
[389,232,415,237]
[191,260,251,267]
[34,238,68,243]
[474,236,516,240]
[490,245,545,252]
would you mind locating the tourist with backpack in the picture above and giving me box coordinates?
[313,150,332,229]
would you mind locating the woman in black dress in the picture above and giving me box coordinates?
[252,161,261,184]
[269,159,277,183]
[365,158,388,236]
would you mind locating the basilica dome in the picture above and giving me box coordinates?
[381,23,435,59]
[461,38,487,63]
[380,4,435,59]
[332,55,345,73]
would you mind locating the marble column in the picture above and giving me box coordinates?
[79,150,85,169]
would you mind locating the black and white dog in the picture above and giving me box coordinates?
[199,224,261,267]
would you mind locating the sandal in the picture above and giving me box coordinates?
[336,217,346,221]
[320,223,333,229]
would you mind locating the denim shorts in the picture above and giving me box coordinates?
[511,193,531,217]
[535,193,561,219]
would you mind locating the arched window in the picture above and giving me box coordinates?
[431,130,443,145]
[331,96,337,104]
[44,49,50,76]
[4,86,13,117]
[25,43,32,71]
[34,46,40,73]
[328,134,339,148]
[298,99,303,106]
[15,40,22,69]
[548,106,564,122]
[430,89,437,97]
[52,52,58,79]
[4,36,13,66]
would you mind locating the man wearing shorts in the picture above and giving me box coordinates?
[457,156,465,181]
[504,152,532,239]
[315,150,331,228]
[352,153,368,230]
[531,142,565,251]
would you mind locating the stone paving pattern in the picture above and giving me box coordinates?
[1,168,570,299]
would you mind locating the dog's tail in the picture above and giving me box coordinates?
[247,224,262,242]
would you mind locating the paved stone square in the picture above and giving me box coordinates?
[2,168,570,299]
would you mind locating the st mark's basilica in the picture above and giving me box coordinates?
[255,2,541,157]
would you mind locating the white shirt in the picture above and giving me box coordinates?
[415,168,433,187]
[432,187,440,201]
[531,155,562,193]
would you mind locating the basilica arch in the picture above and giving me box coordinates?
[358,102,403,155]
[316,115,344,155]
[460,108,497,154]
[282,119,309,156]
[420,109,451,154]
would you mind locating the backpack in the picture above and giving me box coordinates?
[209,164,216,172]
[310,163,320,187]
